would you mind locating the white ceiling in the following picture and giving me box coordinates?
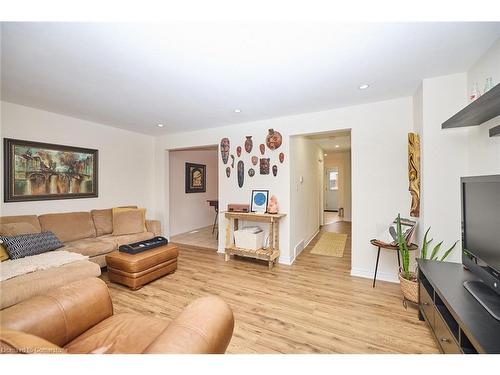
[2,22,500,135]
[307,131,351,152]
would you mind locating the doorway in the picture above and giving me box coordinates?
[168,146,219,251]
[290,130,351,267]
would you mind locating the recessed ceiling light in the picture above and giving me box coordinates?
[234,109,242,113]
[157,123,164,128]
[324,153,328,156]
[335,145,340,148]
[358,84,370,90]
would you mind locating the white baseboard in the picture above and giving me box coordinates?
[350,267,399,284]
[278,255,294,265]
[288,229,320,265]
[305,230,319,248]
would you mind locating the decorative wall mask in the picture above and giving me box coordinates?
[230,155,235,168]
[259,144,265,155]
[408,132,421,217]
[260,158,270,175]
[279,152,285,163]
[220,138,230,164]
[226,166,231,178]
[272,165,278,177]
[236,146,242,157]
[237,160,244,188]
[245,136,253,153]
[266,128,282,150]
[251,156,258,166]
[248,168,255,177]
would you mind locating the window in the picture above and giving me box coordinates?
[329,170,338,191]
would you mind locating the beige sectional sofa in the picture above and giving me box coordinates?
[0,208,161,309]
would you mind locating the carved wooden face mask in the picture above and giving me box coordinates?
[220,138,230,164]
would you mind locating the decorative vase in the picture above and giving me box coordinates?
[245,136,253,153]
[279,152,284,163]
[230,155,235,168]
[220,138,230,164]
[237,161,244,188]
[251,156,258,165]
[266,128,282,150]
[236,146,242,157]
[248,168,255,177]
[267,195,279,214]
[259,144,265,155]
[225,167,231,178]
[399,270,418,304]
[272,165,278,177]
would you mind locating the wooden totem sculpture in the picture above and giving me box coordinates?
[408,132,421,217]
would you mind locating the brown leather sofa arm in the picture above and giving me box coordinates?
[0,329,66,354]
[144,296,234,354]
[145,220,161,236]
[0,278,113,347]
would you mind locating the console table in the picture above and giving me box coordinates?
[224,212,286,270]
[417,259,500,353]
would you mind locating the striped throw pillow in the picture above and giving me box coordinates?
[0,231,64,260]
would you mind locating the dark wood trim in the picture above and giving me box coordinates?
[3,138,98,202]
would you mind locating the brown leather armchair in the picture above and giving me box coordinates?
[0,278,234,354]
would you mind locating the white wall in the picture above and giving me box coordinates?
[466,38,500,176]
[414,39,500,264]
[157,126,291,260]
[155,96,413,281]
[0,101,155,217]
[412,84,425,245]
[467,39,500,100]
[289,136,323,258]
[418,73,469,263]
[324,151,352,220]
[168,149,218,236]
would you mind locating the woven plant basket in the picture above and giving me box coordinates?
[398,270,418,304]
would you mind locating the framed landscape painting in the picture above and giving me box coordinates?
[185,162,206,193]
[3,138,98,202]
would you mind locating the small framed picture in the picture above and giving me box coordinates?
[185,162,206,193]
[251,190,269,213]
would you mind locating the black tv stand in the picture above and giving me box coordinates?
[417,259,500,353]
[464,280,500,321]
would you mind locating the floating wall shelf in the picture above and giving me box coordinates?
[442,83,500,133]
[490,124,500,137]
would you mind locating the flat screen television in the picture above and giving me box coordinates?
[461,175,500,320]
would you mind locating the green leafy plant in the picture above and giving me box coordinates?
[420,227,458,261]
[396,214,411,280]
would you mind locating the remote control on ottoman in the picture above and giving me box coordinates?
[106,241,178,290]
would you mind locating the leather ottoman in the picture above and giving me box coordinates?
[105,244,178,290]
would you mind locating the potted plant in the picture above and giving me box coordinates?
[396,214,419,303]
[419,227,458,262]
[396,214,458,304]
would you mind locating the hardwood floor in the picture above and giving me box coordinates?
[170,225,218,251]
[101,221,439,353]
[323,211,342,225]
